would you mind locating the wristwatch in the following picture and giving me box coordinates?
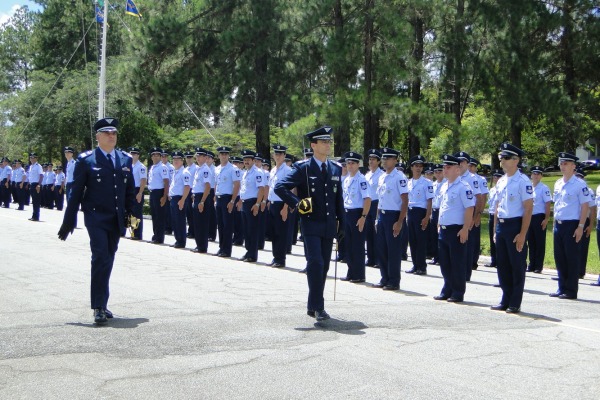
[361,215,367,218]
[578,223,585,228]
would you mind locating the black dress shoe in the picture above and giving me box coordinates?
[414,270,427,276]
[172,244,185,249]
[186,234,194,238]
[405,268,416,274]
[549,292,562,297]
[484,263,495,268]
[298,268,307,274]
[370,283,385,288]
[433,295,449,301]
[94,309,107,324]
[506,307,520,313]
[315,310,330,321]
[383,285,399,291]
[307,310,315,318]
[490,304,508,311]
[428,259,438,265]
[192,248,207,253]
[471,265,478,270]
[218,253,230,258]
[271,263,285,268]
[350,279,365,283]
[130,237,141,241]
[244,258,256,263]
[558,294,576,300]
[447,297,463,303]
[340,277,351,282]
[151,240,163,244]
[28,217,39,221]
[104,309,113,319]
[533,269,542,274]
[239,256,248,261]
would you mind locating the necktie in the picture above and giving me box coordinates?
[107,153,115,169]
[321,162,327,179]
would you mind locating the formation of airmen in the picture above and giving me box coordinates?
[3,126,600,321]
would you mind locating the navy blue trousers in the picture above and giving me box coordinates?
[376,211,402,287]
[12,182,25,210]
[527,213,546,271]
[365,200,379,266]
[471,224,481,268]
[344,209,366,280]
[407,207,427,271]
[554,220,581,298]
[54,186,64,211]
[1,179,10,207]
[192,192,213,252]
[438,224,467,300]
[170,196,187,247]
[303,229,333,312]
[242,198,259,260]
[427,209,439,260]
[399,218,408,259]
[269,202,289,264]
[185,194,194,237]
[66,182,77,226]
[29,183,41,220]
[150,190,167,243]
[488,213,496,267]
[131,188,144,239]
[496,217,527,308]
[465,224,477,281]
[233,196,244,245]
[580,218,591,277]
[88,223,120,309]
[216,194,234,255]
[208,189,217,240]
[257,205,266,250]
[286,209,297,253]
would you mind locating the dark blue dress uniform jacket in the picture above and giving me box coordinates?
[274,158,345,238]
[63,148,136,232]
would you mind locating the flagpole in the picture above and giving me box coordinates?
[97,0,108,120]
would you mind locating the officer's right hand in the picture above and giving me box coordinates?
[458,228,469,244]
[136,193,142,203]
[392,221,401,237]
[57,224,74,241]
[160,196,166,207]
[198,202,204,213]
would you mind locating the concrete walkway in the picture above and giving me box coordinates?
[1,206,600,399]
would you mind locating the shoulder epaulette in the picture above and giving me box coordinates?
[330,160,342,167]
[292,160,310,169]
[121,150,133,159]
[78,150,93,160]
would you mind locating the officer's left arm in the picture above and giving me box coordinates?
[124,158,136,215]
[59,159,87,238]
[274,165,303,209]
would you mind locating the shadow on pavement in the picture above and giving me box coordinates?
[513,311,561,322]
[294,318,368,335]
[66,317,149,329]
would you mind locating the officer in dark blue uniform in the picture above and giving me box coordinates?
[275,126,345,321]
[491,143,533,313]
[58,117,135,324]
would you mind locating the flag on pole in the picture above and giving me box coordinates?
[95,5,104,23]
[125,0,142,19]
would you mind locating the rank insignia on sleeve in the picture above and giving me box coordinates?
[583,187,589,196]
[466,190,473,199]
[400,179,407,187]
[204,171,209,178]
[526,185,533,194]
[360,182,367,190]
[428,186,433,193]
[256,175,262,182]
[473,180,479,188]
[235,170,241,177]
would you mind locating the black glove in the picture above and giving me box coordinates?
[57,224,74,241]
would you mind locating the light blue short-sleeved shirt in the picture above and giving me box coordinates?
[553,176,590,220]
[169,166,191,196]
[215,162,241,195]
[28,163,43,184]
[461,170,481,196]
[11,167,25,183]
[377,169,408,211]
[240,165,265,200]
[54,172,65,186]
[192,164,213,194]
[132,161,147,187]
[408,176,434,208]
[439,179,476,225]
[531,182,552,215]
[343,172,370,209]
[66,159,76,183]
[268,164,291,202]
[495,172,533,218]
[148,163,169,190]
[432,178,446,209]
[364,168,383,201]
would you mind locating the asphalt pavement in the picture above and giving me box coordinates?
[1,205,600,399]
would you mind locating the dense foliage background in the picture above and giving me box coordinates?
[0,0,598,167]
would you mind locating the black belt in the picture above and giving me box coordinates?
[440,224,462,229]
[380,209,399,214]
[498,217,522,223]
[555,219,578,225]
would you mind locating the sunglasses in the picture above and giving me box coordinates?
[498,155,516,161]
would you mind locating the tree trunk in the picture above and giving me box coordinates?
[362,0,379,158]
[562,0,577,153]
[332,0,350,156]
[409,14,424,157]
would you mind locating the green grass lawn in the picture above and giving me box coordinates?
[481,169,600,274]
